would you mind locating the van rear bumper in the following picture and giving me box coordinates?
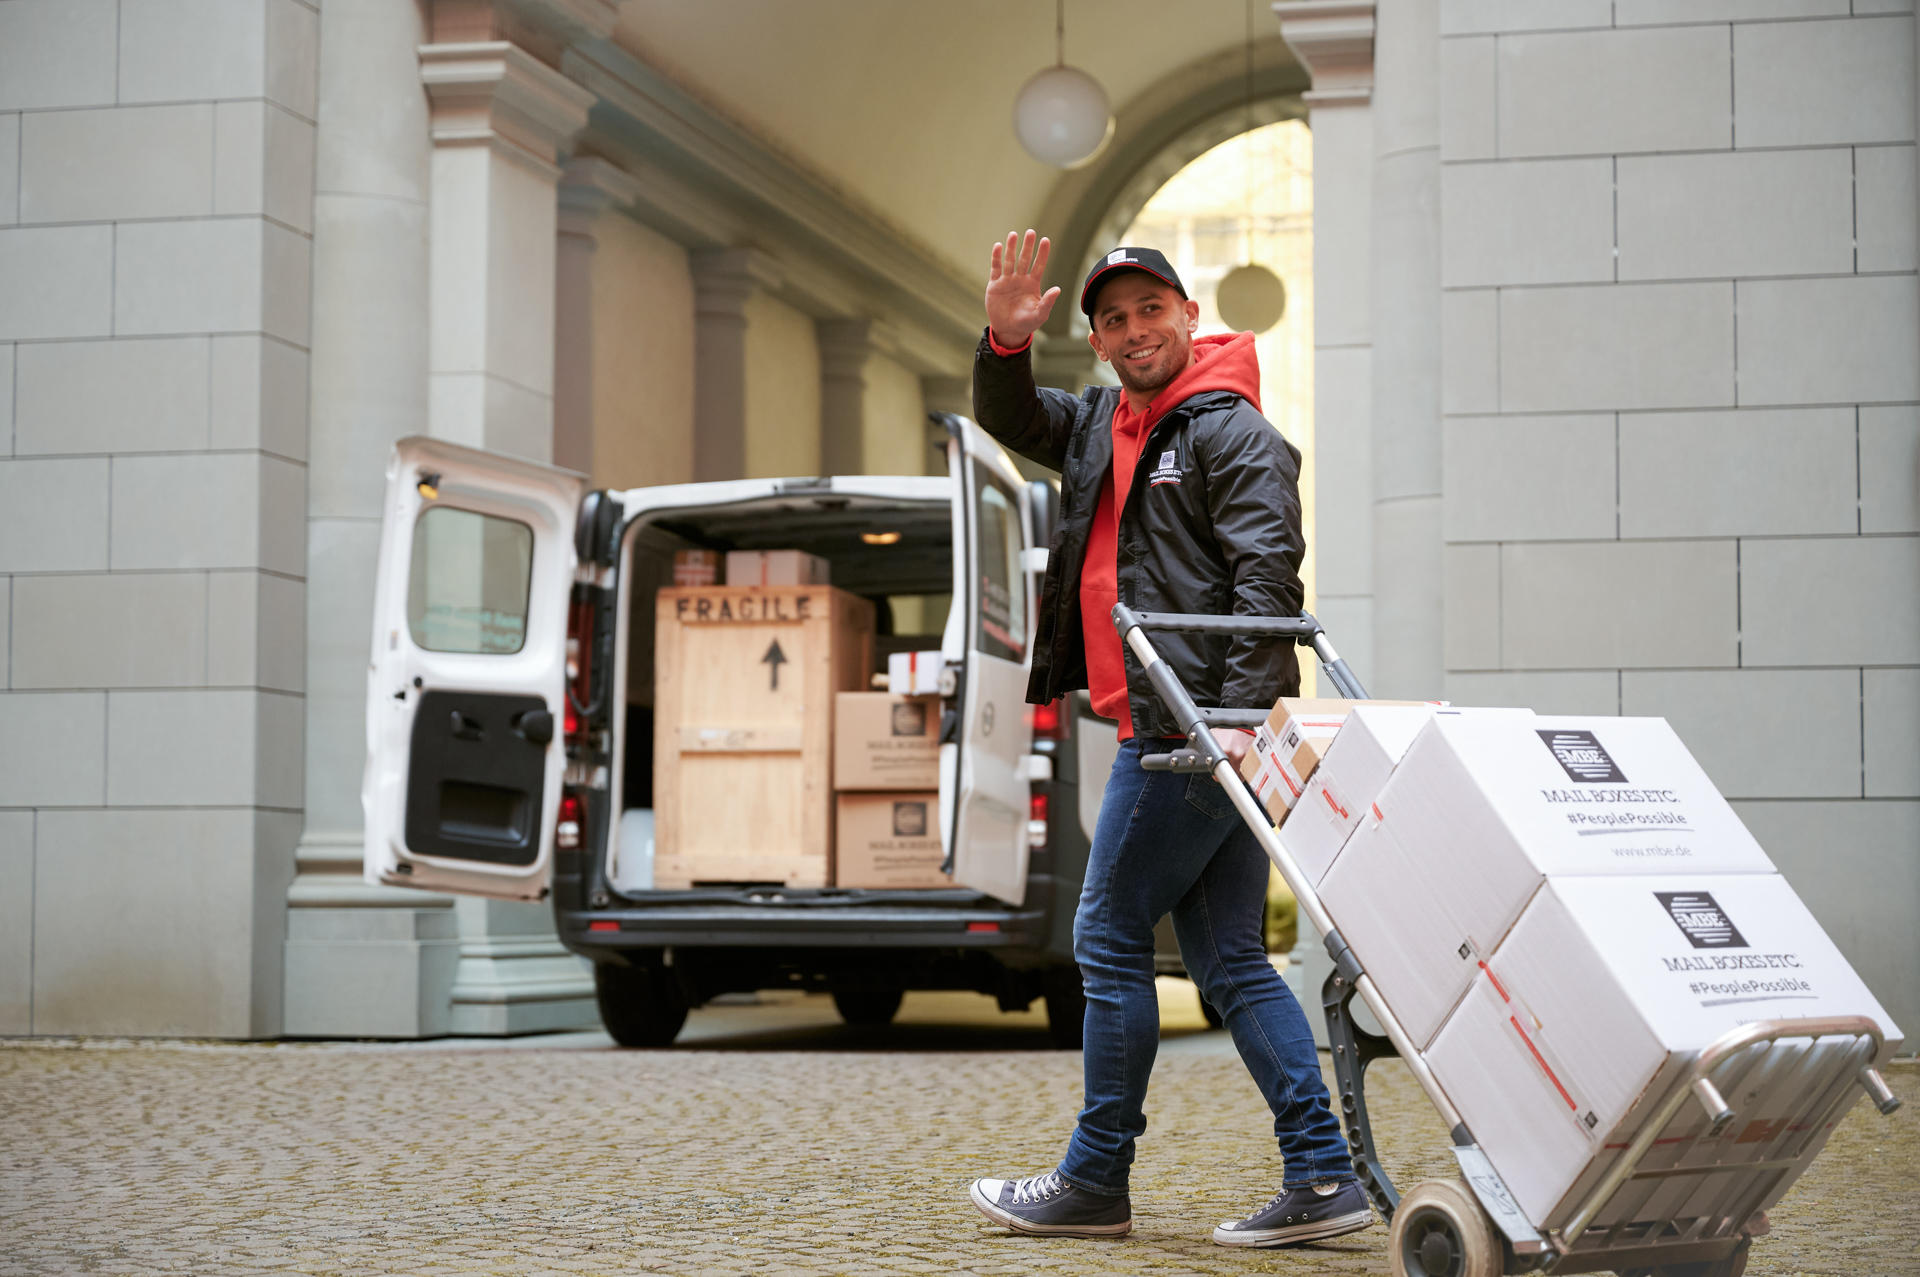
[556,888,1052,954]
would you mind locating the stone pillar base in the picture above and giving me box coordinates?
[448,898,598,1036]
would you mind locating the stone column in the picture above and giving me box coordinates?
[418,39,602,1035]
[1274,0,1378,1047]
[1367,0,1444,700]
[554,158,642,479]
[819,319,881,475]
[691,248,783,482]
[283,0,455,1039]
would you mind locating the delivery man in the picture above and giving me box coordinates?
[965,230,1369,1247]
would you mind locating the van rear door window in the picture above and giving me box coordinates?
[406,505,535,655]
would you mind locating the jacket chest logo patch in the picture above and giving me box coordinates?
[1148,449,1182,487]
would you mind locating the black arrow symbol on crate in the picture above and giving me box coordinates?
[761,638,788,691]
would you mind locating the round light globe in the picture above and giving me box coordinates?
[1216,263,1288,333]
[1013,65,1115,169]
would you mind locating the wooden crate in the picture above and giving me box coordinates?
[652,585,874,887]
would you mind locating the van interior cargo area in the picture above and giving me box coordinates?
[611,486,973,905]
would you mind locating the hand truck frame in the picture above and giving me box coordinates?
[1113,603,1901,1277]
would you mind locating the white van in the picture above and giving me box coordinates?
[360,416,1131,1046]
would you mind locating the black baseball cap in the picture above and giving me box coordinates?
[1080,246,1187,317]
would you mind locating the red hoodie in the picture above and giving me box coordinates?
[1080,331,1263,740]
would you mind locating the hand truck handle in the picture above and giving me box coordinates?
[1113,604,1372,701]
[1139,749,1213,774]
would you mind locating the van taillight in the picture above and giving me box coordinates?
[557,792,583,850]
[564,590,593,741]
[1030,697,1065,737]
[1029,793,1048,822]
[564,697,579,740]
[1027,792,1047,849]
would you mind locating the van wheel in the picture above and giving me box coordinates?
[832,990,903,1026]
[1042,964,1086,1049]
[593,960,688,1048]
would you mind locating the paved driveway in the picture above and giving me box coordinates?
[2,988,1913,1275]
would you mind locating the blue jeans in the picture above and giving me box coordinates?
[1056,738,1352,1196]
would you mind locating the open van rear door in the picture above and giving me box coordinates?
[362,436,584,901]
[940,417,1038,905]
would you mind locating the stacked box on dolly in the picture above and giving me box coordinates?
[833,690,947,888]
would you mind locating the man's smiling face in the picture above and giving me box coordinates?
[1085,273,1201,401]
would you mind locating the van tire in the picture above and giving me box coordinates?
[1042,964,1086,1049]
[593,959,688,1048]
[831,989,903,1026]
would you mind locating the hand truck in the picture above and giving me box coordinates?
[1113,603,1902,1277]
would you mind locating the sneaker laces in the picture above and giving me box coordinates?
[1009,1171,1067,1205]
[1258,1180,1341,1211]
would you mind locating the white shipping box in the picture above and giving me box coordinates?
[887,650,945,696]
[725,549,830,587]
[1318,715,1777,1048]
[1425,873,1902,1231]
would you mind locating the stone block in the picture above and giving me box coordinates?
[1743,536,1920,666]
[118,0,267,105]
[1443,543,1500,671]
[265,108,316,234]
[1860,407,1920,534]
[1443,669,1620,715]
[1619,408,1857,538]
[109,452,306,574]
[1,344,13,453]
[31,808,266,1037]
[0,458,110,572]
[1443,414,1616,542]
[0,812,30,1033]
[1731,798,1920,1046]
[0,114,17,225]
[0,574,9,683]
[1313,346,1373,595]
[211,336,309,460]
[1737,276,1920,407]
[1734,16,1915,148]
[262,220,312,347]
[0,225,114,341]
[1442,159,1614,287]
[1499,26,1731,159]
[1440,0,1611,35]
[0,692,105,806]
[1441,288,1498,415]
[106,689,283,807]
[115,219,268,338]
[10,573,208,689]
[1856,0,1914,11]
[1501,539,1738,668]
[1440,37,1495,161]
[283,905,460,1039]
[1616,149,1854,281]
[302,517,380,831]
[14,338,210,455]
[0,0,117,111]
[265,0,319,120]
[20,105,214,223]
[1618,0,1845,19]
[208,570,305,693]
[1864,668,1919,798]
[1501,282,1734,412]
[1309,107,1373,349]
[1622,668,1861,798]
[1856,145,1918,274]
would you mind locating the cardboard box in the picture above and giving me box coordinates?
[725,549,829,587]
[1424,873,1902,1231]
[835,692,941,790]
[835,792,950,889]
[1280,705,1536,887]
[672,548,721,587]
[1318,714,1778,1049]
[1237,697,1429,824]
[887,649,944,696]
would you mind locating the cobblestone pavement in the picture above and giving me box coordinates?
[2,989,1914,1276]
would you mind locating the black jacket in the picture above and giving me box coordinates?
[971,330,1305,739]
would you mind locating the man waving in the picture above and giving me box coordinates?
[965,231,1370,1249]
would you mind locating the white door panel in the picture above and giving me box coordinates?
[362,436,584,901]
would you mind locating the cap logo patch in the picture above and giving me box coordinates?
[1106,249,1130,265]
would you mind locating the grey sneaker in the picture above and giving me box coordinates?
[1213,1179,1374,1247]
[969,1170,1133,1237]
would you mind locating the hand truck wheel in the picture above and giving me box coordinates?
[1389,1178,1501,1277]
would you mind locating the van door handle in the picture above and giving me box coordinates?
[513,709,554,745]
[449,709,485,742]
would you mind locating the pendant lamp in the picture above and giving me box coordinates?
[1013,0,1114,169]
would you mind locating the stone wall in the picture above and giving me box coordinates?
[1435,1,1920,1035]
[0,0,319,1035]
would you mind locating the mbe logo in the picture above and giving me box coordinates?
[892,801,929,838]
[1657,891,1749,949]
[1538,729,1627,783]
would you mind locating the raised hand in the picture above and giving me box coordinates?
[985,229,1061,349]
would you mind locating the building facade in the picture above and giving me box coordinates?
[0,0,1914,1042]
